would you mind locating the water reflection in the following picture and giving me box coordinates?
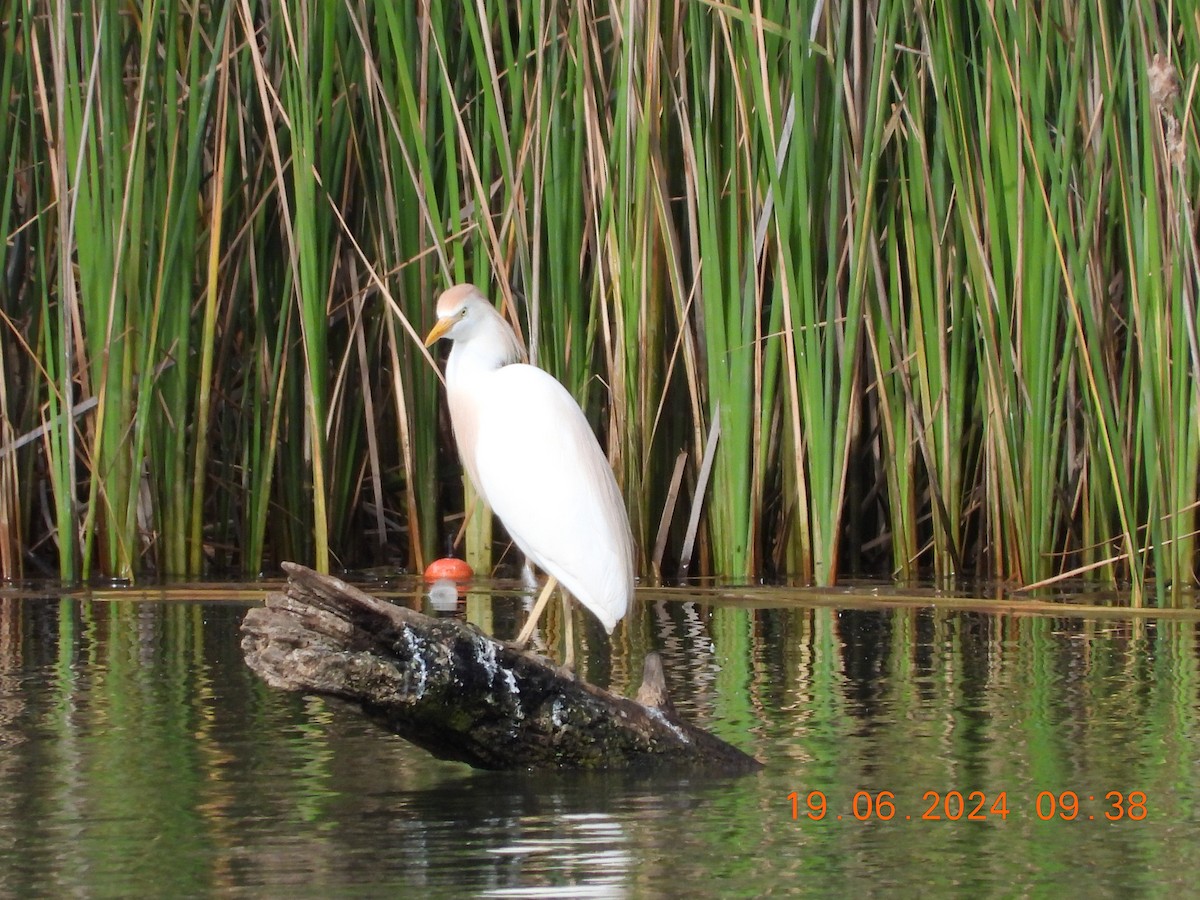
[0,588,1197,895]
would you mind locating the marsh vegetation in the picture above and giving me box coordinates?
[1,2,1197,602]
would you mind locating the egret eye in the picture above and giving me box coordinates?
[459,308,468,318]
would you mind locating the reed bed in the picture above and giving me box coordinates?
[1,1,1198,602]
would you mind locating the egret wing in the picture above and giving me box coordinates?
[474,365,633,631]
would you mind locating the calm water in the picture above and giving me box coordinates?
[1,583,1198,896]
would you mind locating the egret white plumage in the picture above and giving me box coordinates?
[423,284,634,656]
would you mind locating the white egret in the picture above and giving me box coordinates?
[423,284,634,657]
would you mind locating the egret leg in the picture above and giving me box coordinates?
[562,593,575,671]
[515,575,558,646]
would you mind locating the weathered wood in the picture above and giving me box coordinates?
[241,562,762,772]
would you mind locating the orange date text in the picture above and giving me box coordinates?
[787,790,1147,822]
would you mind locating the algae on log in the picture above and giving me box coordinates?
[240,563,761,772]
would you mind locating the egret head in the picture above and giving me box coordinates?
[423,284,523,366]
[423,284,485,346]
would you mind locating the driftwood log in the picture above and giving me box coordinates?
[241,562,761,772]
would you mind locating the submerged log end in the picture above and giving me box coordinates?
[635,651,675,715]
[241,563,762,773]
